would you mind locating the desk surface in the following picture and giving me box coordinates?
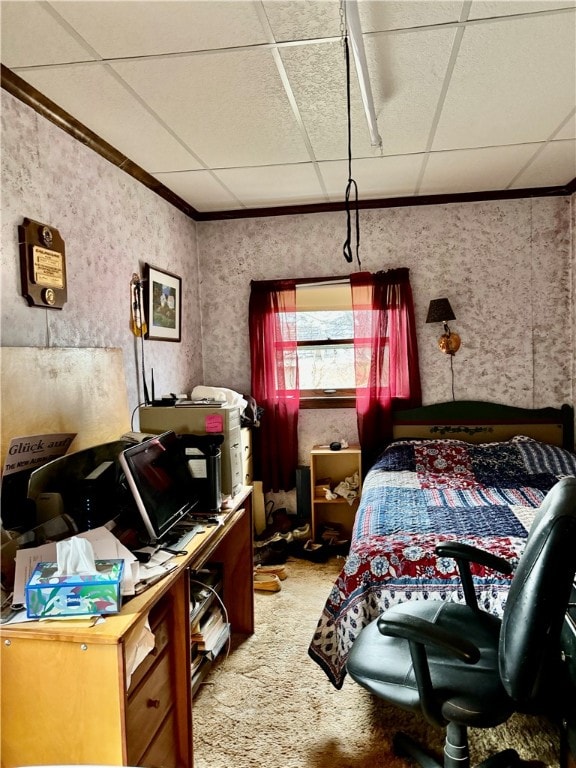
[0,486,252,645]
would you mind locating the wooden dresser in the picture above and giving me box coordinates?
[0,488,253,768]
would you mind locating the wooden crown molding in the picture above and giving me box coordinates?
[1,64,201,221]
[3,64,575,224]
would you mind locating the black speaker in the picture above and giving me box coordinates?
[295,465,311,523]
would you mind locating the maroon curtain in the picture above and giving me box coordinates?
[249,280,300,492]
[351,268,422,470]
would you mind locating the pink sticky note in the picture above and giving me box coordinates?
[205,414,223,433]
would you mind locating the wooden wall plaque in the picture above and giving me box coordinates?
[18,218,67,309]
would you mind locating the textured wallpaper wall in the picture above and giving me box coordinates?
[2,89,574,477]
[197,197,575,463]
[1,91,203,424]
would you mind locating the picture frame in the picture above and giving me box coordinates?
[145,263,182,342]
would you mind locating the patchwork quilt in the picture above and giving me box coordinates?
[308,436,576,689]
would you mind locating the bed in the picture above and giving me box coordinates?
[307,401,576,689]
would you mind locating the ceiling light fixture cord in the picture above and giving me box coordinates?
[343,35,361,268]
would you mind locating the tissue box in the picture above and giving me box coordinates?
[26,559,124,618]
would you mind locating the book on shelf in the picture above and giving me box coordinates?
[191,605,229,656]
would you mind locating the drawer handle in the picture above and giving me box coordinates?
[147,698,161,709]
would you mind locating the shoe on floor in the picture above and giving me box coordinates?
[253,538,289,566]
[291,522,311,541]
[255,509,297,541]
[254,529,294,546]
[293,539,330,563]
[254,564,288,580]
[254,572,282,592]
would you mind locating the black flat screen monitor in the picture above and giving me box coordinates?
[119,431,199,544]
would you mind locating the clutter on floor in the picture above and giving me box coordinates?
[252,503,350,576]
[253,572,282,592]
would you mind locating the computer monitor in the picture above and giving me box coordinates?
[119,431,199,544]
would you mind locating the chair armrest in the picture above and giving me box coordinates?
[435,542,514,575]
[377,611,480,728]
[377,613,480,664]
[435,542,514,611]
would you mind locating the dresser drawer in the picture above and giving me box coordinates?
[139,709,178,768]
[126,648,173,765]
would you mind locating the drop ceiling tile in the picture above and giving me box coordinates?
[419,144,545,195]
[320,154,424,201]
[358,1,465,32]
[263,0,464,42]
[280,26,457,162]
[50,0,268,58]
[1,1,98,67]
[262,0,342,42]
[12,64,201,172]
[152,170,242,212]
[364,26,459,155]
[555,112,576,140]
[433,12,576,151]
[469,0,576,20]
[279,40,368,161]
[513,140,576,188]
[111,48,310,168]
[214,163,327,207]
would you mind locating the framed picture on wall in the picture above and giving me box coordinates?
[145,263,182,342]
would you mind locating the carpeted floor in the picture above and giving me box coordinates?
[191,556,560,768]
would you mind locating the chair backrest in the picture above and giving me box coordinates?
[499,476,576,704]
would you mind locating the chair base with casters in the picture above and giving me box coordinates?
[393,729,521,768]
[346,477,576,768]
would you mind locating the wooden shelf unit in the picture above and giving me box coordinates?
[310,445,362,542]
[0,487,253,768]
[189,565,229,696]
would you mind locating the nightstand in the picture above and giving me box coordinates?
[310,445,362,542]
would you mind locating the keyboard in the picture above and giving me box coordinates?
[168,524,204,551]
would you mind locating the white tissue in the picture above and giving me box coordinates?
[56,536,97,576]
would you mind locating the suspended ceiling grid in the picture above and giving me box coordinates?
[1,0,575,216]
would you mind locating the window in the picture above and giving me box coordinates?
[249,270,421,476]
[295,281,361,407]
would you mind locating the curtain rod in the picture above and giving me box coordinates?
[296,275,355,287]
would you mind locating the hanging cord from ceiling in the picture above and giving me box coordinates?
[342,34,361,269]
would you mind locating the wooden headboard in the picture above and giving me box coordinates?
[1,346,131,471]
[392,401,574,451]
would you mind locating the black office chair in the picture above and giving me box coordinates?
[346,476,576,768]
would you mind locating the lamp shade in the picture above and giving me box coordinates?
[426,298,456,324]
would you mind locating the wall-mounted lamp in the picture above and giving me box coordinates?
[426,298,461,401]
[425,298,461,356]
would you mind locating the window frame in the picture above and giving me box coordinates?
[295,278,356,409]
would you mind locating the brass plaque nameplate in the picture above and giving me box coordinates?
[19,218,67,309]
[32,246,65,289]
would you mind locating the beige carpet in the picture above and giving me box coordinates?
[191,557,560,768]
